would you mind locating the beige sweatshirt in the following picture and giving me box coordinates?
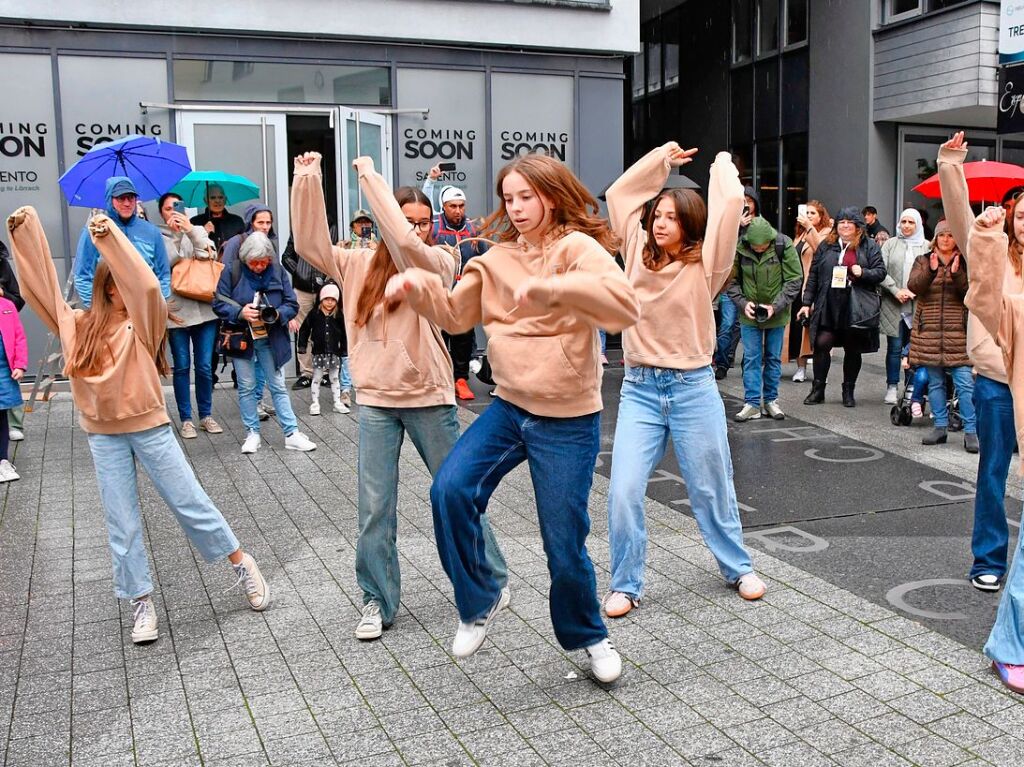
[291,155,458,408]
[8,207,170,435]
[605,145,744,370]
[401,228,640,418]
[965,218,1024,467]
[938,145,1024,384]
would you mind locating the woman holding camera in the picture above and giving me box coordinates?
[158,192,224,440]
[213,232,316,454]
[797,207,886,407]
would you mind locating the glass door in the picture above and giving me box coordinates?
[336,108,392,231]
[176,112,290,250]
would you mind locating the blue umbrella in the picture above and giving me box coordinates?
[58,134,193,208]
[171,171,261,208]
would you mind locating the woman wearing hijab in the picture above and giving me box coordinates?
[879,209,930,404]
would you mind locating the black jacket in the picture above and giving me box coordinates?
[282,229,335,294]
[297,308,347,358]
[190,209,246,254]
[0,241,24,311]
[803,236,886,347]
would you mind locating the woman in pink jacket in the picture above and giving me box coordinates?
[0,293,26,482]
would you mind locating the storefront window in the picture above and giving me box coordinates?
[646,42,662,93]
[757,0,780,57]
[733,0,753,64]
[781,132,808,236]
[631,50,645,100]
[756,139,780,223]
[173,60,391,106]
[784,0,808,47]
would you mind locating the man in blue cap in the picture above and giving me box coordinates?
[72,176,170,308]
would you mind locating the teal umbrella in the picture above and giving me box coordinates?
[170,170,260,208]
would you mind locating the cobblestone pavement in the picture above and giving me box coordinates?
[2,388,1024,767]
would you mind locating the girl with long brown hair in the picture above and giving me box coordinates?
[785,199,832,381]
[386,153,639,683]
[7,207,270,648]
[290,152,507,643]
[599,141,766,622]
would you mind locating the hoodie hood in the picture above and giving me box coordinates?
[243,203,277,240]
[743,216,777,247]
[105,176,138,223]
[742,186,761,216]
[834,206,867,229]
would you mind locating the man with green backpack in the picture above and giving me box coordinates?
[726,216,803,422]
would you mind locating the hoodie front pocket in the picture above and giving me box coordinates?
[350,339,425,391]
[488,335,584,400]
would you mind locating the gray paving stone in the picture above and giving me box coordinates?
[891,734,973,767]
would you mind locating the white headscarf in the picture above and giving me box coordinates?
[896,208,926,246]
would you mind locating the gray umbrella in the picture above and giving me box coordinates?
[598,170,700,201]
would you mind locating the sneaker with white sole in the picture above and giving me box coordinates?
[602,592,638,618]
[8,428,24,442]
[199,416,223,434]
[736,572,767,600]
[763,400,785,420]
[340,390,351,407]
[130,595,158,644]
[355,601,383,640]
[792,367,806,383]
[180,421,198,439]
[241,432,261,454]
[333,399,350,414]
[452,587,510,659]
[284,431,316,452]
[972,573,1002,592]
[309,401,321,416]
[0,459,20,483]
[734,404,762,422]
[229,552,271,611]
[585,638,622,683]
[884,385,898,404]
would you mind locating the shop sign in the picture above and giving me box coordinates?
[998,65,1024,134]
[1001,0,1024,65]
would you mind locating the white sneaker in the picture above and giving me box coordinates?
[284,431,316,452]
[452,587,510,659]
[340,389,352,407]
[884,385,898,404]
[333,399,350,414]
[0,459,19,483]
[585,638,622,683]
[734,404,762,422]
[309,401,321,416]
[792,367,806,383]
[763,400,785,420]
[469,358,483,376]
[241,432,261,454]
[229,552,271,611]
[355,601,383,640]
[8,428,24,442]
[130,595,158,644]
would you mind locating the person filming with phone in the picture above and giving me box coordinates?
[421,164,489,401]
[726,216,803,422]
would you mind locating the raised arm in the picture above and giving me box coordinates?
[604,143,679,270]
[937,132,975,258]
[704,152,745,296]
[290,152,350,286]
[7,207,77,344]
[355,156,457,281]
[965,207,1013,346]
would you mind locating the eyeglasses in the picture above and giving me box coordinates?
[406,219,433,231]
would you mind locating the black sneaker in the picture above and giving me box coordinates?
[972,574,1002,592]
[291,374,312,390]
[714,366,728,380]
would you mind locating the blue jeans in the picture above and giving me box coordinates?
[431,397,606,650]
[885,334,902,387]
[926,366,976,432]
[739,324,784,406]
[231,338,298,436]
[714,297,740,370]
[598,329,607,355]
[971,375,1015,579]
[985,500,1024,664]
[608,365,752,598]
[357,404,507,625]
[87,425,239,599]
[168,320,218,423]
[910,366,929,402]
[341,356,352,390]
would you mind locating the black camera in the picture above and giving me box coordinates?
[259,304,280,324]
[754,305,769,323]
[359,224,372,239]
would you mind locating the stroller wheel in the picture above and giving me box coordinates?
[899,407,914,426]
[890,406,902,426]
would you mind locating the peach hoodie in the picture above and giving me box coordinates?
[604,145,744,370]
[965,216,1024,467]
[938,145,1024,384]
[400,227,640,418]
[8,207,169,435]
[291,155,457,408]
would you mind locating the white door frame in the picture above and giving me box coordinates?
[336,108,393,232]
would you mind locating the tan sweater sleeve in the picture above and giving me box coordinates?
[543,236,639,332]
[403,266,484,335]
[605,144,673,270]
[291,159,350,286]
[6,206,77,345]
[704,152,745,296]
[355,157,457,282]
[938,146,974,258]
[88,215,167,355]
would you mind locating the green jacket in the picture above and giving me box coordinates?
[726,226,803,328]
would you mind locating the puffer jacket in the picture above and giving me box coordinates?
[907,252,970,368]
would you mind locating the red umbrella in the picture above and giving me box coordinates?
[913,160,1024,203]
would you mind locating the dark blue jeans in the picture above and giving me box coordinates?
[430,397,607,650]
[168,320,218,423]
[971,375,1015,579]
[714,297,740,370]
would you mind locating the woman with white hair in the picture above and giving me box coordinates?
[213,231,316,454]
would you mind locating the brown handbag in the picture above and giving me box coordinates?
[171,257,225,303]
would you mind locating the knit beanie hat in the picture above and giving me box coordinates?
[834,206,866,229]
[933,219,952,238]
[319,283,340,302]
[745,216,775,246]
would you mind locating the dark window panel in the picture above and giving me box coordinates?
[758,0,780,57]
[753,60,779,141]
[733,0,753,64]
[731,66,754,146]
[755,138,781,226]
[782,132,808,237]
[781,50,809,135]
[785,0,808,46]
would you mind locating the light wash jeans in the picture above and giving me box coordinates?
[88,425,239,599]
[739,324,784,406]
[357,403,507,626]
[985,499,1024,664]
[608,364,753,599]
[341,356,352,391]
[926,365,976,433]
[231,337,299,436]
